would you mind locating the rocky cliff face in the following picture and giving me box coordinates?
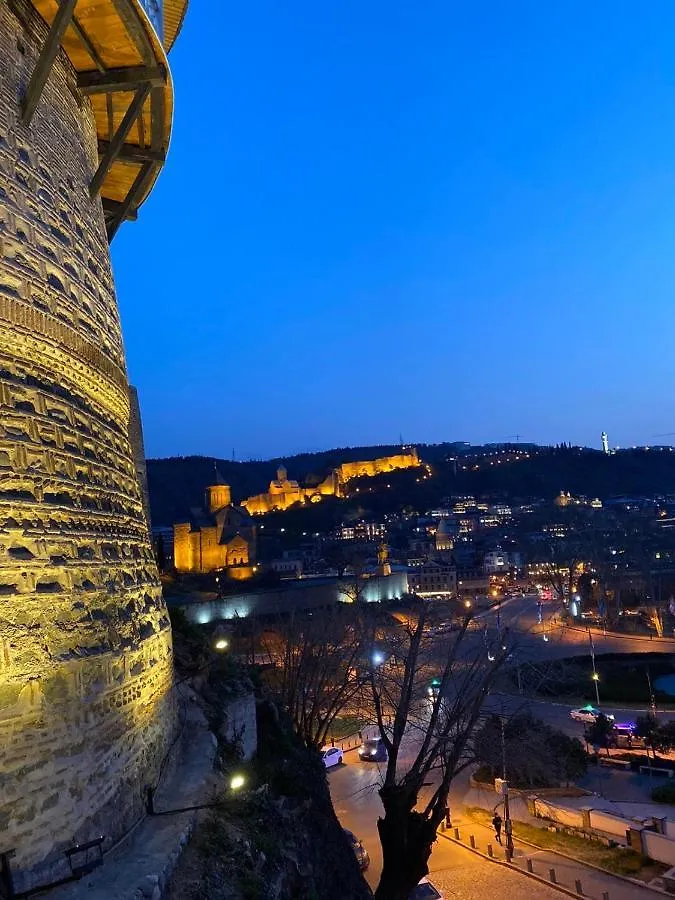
[166,698,372,900]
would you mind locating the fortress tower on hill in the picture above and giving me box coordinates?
[0,1,187,889]
[241,448,422,516]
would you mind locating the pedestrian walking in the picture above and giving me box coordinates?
[492,812,503,844]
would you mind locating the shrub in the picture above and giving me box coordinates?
[651,782,675,803]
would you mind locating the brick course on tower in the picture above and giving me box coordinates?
[0,0,188,890]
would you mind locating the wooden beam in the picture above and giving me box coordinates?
[150,85,165,152]
[70,15,107,74]
[110,0,154,65]
[102,198,138,222]
[106,162,156,240]
[97,140,165,164]
[78,66,167,95]
[21,0,78,125]
[89,83,152,198]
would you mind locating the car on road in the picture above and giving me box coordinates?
[321,746,344,768]
[409,876,444,898]
[569,705,615,724]
[359,736,388,762]
[343,828,370,871]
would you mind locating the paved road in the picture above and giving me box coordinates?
[442,818,661,900]
[413,837,566,900]
[329,595,675,897]
[475,593,675,663]
[329,751,662,900]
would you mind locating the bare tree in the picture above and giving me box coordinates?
[261,606,367,750]
[367,606,509,900]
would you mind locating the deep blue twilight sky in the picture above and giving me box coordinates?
[113,1,675,460]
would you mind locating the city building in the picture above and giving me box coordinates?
[0,0,187,888]
[435,518,454,553]
[407,561,457,596]
[174,483,257,577]
[457,570,491,597]
[482,549,523,574]
[270,558,304,578]
[602,431,609,454]
[175,567,409,623]
[336,521,386,541]
[554,491,603,509]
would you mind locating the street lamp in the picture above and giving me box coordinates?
[498,716,515,861]
[588,629,600,706]
[230,773,246,792]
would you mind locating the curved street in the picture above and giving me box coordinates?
[329,593,675,898]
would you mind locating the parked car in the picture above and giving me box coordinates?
[409,876,444,899]
[321,746,344,768]
[609,722,646,749]
[569,705,615,724]
[359,737,388,762]
[343,828,370,871]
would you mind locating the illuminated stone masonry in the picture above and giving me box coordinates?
[0,2,183,889]
[242,448,422,515]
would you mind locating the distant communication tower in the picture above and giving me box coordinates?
[601,431,609,454]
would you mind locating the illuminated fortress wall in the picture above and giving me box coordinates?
[0,5,175,886]
[335,448,420,486]
[241,449,421,516]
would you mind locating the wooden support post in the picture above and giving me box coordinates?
[89,83,152,197]
[526,858,533,873]
[454,827,460,840]
[487,844,493,857]
[575,880,583,895]
[22,0,78,125]
[97,141,165,164]
[78,65,166,94]
[549,869,557,884]
[106,161,155,239]
[469,835,476,849]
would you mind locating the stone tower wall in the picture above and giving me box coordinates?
[128,385,152,530]
[0,4,176,889]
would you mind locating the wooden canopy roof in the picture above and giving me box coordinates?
[164,0,188,50]
[22,0,188,239]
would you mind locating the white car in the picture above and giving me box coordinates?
[321,746,344,768]
[409,877,444,899]
[569,705,615,724]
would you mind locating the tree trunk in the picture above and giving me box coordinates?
[374,787,437,900]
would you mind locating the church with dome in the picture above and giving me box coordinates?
[173,480,258,577]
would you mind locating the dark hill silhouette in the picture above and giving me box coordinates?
[147,444,675,527]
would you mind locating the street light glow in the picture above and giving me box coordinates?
[214,638,229,651]
[230,774,246,791]
[372,651,385,666]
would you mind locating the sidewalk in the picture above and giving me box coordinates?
[449,806,666,900]
[46,690,218,900]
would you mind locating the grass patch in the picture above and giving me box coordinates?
[508,652,675,705]
[329,714,367,740]
[465,807,649,876]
